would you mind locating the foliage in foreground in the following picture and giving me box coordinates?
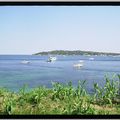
[0,75,120,115]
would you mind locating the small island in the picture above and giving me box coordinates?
[34,50,120,56]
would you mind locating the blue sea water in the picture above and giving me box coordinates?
[0,55,120,92]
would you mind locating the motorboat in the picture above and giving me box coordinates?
[21,60,30,64]
[78,60,84,63]
[89,57,94,60]
[73,60,84,68]
[47,56,57,62]
[73,63,83,67]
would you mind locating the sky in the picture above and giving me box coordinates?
[0,6,120,55]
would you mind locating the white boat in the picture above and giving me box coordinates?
[47,56,57,62]
[78,60,84,63]
[21,60,30,64]
[89,57,94,60]
[63,55,66,57]
[73,63,83,67]
[73,61,84,68]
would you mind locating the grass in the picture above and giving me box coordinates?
[0,74,120,115]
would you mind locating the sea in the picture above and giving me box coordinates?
[0,55,120,93]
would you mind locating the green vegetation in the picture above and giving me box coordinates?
[0,75,120,115]
[34,50,120,56]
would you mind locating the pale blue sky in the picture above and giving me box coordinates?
[0,6,120,54]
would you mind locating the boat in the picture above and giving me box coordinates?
[47,56,57,62]
[73,63,83,68]
[21,60,30,64]
[78,60,84,63]
[89,57,94,60]
[73,60,84,68]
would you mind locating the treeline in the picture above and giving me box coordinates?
[34,50,120,56]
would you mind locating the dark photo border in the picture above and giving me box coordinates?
[0,1,120,119]
[0,1,120,6]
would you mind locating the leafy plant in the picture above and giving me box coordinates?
[93,74,119,105]
[0,74,119,115]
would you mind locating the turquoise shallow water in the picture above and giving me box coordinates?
[0,55,120,92]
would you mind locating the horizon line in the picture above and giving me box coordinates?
[0,49,120,55]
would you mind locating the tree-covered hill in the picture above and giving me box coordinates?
[34,50,120,56]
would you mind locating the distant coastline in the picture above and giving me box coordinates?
[34,50,120,56]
